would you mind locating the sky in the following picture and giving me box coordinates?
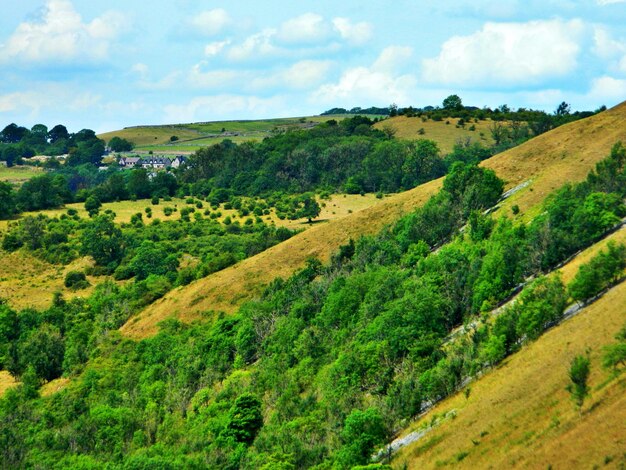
[1,0,626,133]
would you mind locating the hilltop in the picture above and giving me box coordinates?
[122,101,626,339]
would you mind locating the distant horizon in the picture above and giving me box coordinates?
[2,1,626,133]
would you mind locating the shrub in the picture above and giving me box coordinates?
[64,271,90,290]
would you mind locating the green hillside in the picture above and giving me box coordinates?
[0,103,625,469]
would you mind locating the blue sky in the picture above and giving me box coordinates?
[1,0,626,133]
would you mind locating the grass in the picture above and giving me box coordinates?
[373,115,498,153]
[120,101,626,339]
[0,165,42,184]
[0,251,99,311]
[393,279,626,470]
[98,114,382,155]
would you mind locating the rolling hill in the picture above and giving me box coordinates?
[121,101,626,339]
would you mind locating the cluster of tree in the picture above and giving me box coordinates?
[107,136,134,152]
[0,123,106,167]
[321,106,391,116]
[3,197,294,277]
[181,116,454,196]
[1,146,625,468]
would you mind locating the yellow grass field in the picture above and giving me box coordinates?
[394,279,626,470]
[0,251,99,311]
[121,101,626,339]
[374,115,497,153]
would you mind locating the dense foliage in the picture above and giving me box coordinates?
[1,144,625,468]
[0,123,105,167]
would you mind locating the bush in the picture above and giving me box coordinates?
[64,271,90,290]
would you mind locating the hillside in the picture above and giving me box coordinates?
[373,115,497,153]
[98,114,381,154]
[122,101,626,339]
[393,269,626,469]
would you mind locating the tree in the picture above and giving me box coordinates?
[84,195,102,217]
[223,393,264,444]
[80,215,124,267]
[15,324,65,381]
[0,182,16,219]
[442,94,463,111]
[0,123,28,143]
[555,101,571,116]
[47,124,69,143]
[127,169,151,199]
[567,354,590,413]
[336,408,387,467]
[602,323,626,370]
[296,194,321,223]
[108,136,134,152]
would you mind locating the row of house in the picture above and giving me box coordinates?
[118,155,186,170]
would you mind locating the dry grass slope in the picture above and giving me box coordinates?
[0,252,99,311]
[394,280,626,470]
[374,115,497,153]
[121,101,626,339]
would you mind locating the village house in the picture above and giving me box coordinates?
[118,155,186,170]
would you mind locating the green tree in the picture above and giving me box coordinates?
[16,324,65,381]
[80,215,124,267]
[567,354,590,413]
[602,323,626,370]
[108,136,134,152]
[442,94,463,111]
[336,408,387,468]
[296,194,321,223]
[223,393,264,444]
[0,182,16,219]
[84,195,102,217]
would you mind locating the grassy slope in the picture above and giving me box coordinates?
[121,102,626,339]
[394,277,626,470]
[0,252,100,311]
[97,115,380,154]
[374,115,497,153]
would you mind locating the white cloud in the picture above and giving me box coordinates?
[282,60,333,89]
[189,64,243,89]
[422,19,585,87]
[131,63,149,79]
[0,0,129,65]
[373,46,413,73]
[247,60,332,92]
[332,18,373,45]
[592,27,626,59]
[276,13,331,45]
[587,75,626,100]
[163,95,287,123]
[313,47,417,105]
[205,40,231,57]
[227,29,280,61]
[0,88,101,116]
[189,9,231,36]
